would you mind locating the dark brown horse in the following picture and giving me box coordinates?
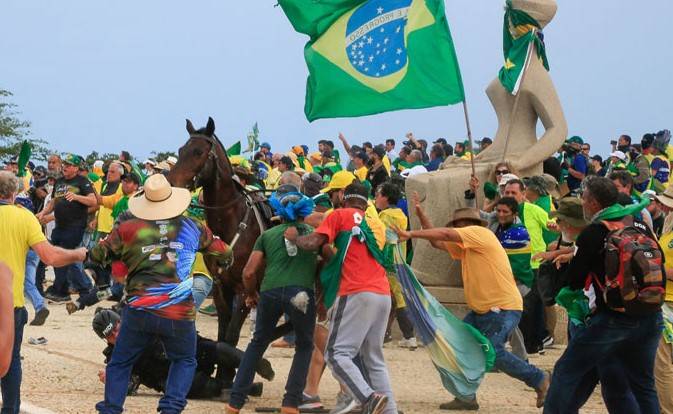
[168,118,265,355]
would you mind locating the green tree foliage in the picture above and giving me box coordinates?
[83,151,119,166]
[150,151,178,162]
[0,89,51,162]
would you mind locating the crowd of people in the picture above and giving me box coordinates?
[0,128,672,414]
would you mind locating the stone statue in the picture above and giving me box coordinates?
[406,0,568,291]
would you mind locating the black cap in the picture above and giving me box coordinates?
[92,309,121,339]
[121,172,141,185]
[354,151,369,162]
[433,138,448,145]
[479,137,493,145]
[591,155,603,163]
[372,144,386,159]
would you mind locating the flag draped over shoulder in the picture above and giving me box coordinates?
[389,231,495,399]
[279,0,465,121]
[498,0,549,95]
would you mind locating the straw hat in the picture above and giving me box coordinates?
[128,174,191,220]
[655,186,673,209]
[446,208,487,227]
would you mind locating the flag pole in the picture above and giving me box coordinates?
[501,31,537,161]
[461,99,479,207]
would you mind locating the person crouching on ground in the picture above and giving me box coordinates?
[394,198,549,411]
[92,309,274,400]
[285,182,397,414]
[89,174,232,414]
[226,184,319,414]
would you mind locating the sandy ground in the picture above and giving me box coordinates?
[16,299,607,414]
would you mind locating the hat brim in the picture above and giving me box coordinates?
[655,193,673,209]
[128,187,191,220]
[550,211,587,227]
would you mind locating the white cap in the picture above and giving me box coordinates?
[498,173,520,187]
[93,160,104,169]
[143,159,156,166]
[609,151,626,161]
[166,156,178,165]
[400,165,429,178]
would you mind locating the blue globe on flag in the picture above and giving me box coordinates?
[345,0,412,78]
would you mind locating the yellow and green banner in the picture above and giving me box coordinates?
[279,0,465,121]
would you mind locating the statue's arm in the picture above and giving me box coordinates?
[515,76,568,171]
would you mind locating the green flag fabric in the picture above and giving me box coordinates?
[279,0,465,121]
[17,141,31,178]
[498,0,549,95]
[227,141,242,156]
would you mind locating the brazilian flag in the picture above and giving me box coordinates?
[279,0,465,121]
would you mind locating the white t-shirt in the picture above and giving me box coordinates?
[386,149,398,161]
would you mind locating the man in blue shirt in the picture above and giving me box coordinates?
[563,136,588,194]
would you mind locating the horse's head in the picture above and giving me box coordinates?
[169,117,228,190]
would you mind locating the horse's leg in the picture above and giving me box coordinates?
[224,293,250,347]
[214,283,236,383]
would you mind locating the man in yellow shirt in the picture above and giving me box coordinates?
[96,161,124,239]
[395,197,549,411]
[653,187,673,413]
[0,171,86,413]
[352,151,369,182]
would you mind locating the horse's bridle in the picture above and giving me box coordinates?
[183,133,258,252]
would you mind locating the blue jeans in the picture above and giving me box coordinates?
[1,308,28,414]
[230,286,316,409]
[95,308,197,414]
[24,250,45,312]
[191,275,213,310]
[544,311,663,414]
[463,310,544,398]
[50,226,93,295]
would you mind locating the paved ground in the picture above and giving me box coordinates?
[17,300,607,414]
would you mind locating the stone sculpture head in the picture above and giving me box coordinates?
[510,0,557,29]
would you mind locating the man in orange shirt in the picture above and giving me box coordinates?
[395,195,549,411]
[285,182,395,414]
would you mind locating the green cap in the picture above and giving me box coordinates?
[566,136,584,145]
[550,197,587,227]
[63,153,84,166]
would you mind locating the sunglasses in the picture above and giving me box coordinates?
[495,169,510,175]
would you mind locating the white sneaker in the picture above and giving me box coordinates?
[398,337,418,349]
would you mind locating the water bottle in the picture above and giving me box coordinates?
[284,237,298,257]
[96,287,113,301]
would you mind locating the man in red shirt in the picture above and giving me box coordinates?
[284,182,395,414]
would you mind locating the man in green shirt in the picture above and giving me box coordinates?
[503,178,555,355]
[227,184,318,414]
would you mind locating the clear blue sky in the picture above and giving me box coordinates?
[1,1,672,160]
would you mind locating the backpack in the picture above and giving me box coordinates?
[595,216,665,315]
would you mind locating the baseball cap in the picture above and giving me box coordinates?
[609,151,626,161]
[320,171,356,193]
[498,173,520,187]
[566,136,584,145]
[63,153,84,166]
[433,138,448,145]
[478,137,493,145]
[122,172,141,185]
[261,142,271,150]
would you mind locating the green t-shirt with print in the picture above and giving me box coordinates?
[253,223,318,292]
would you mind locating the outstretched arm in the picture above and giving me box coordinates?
[395,227,462,248]
[284,227,328,252]
[338,132,352,156]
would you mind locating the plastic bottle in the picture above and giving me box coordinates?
[284,237,298,256]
